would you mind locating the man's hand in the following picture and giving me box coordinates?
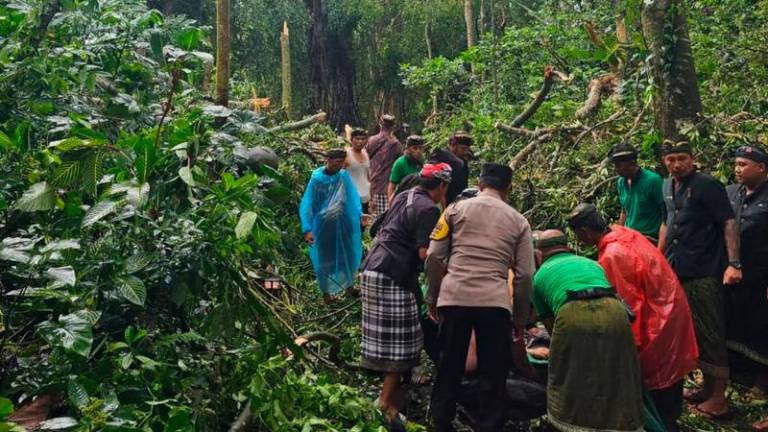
[361,214,373,227]
[303,232,314,245]
[427,303,439,322]
[723,265,743,285]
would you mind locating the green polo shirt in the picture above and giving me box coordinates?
[389,155,422,184]
[617,168,664,239]
[532,252,613,319]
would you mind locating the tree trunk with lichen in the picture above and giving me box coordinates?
[641,0,703,142]
[281,21,292,119]
[464,0,476,49]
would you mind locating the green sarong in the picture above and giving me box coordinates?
[547,297,643,432]
[681,277,729,378]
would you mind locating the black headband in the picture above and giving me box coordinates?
[533,234,568,249]
[662,140,692,156]
[735,146,768,165]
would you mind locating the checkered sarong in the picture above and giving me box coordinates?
[372,193,389,219]
[361,270,423,372]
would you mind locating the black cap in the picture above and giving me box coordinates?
[479,163,513,190]
[533,232,568,249]
[567,203,599,228]
[350,128,367,138]
[735,145,768,165]
[662,140,693,156]
[459,187,479,200]
[406,135,425,148]
[450,131,473,147]
[379,114,396,127]
[609,142,638,162]
[326,149,347,159]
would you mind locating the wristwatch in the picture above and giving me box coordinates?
[729,260,743,270]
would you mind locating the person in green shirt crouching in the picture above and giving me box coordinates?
[387,135,425,205]
[610,142,665,242]
[532,229,643,432]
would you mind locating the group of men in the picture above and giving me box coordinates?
[298,114,768,432]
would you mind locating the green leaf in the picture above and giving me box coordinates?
[37,417,79,430]
[149,29,164,58]
[38,313,93,357]
[189,51,213,64]
[126,182,150,207]
[45,266,76,288]
[14,182,55,212]
[82,200,119,227]
[0,130,15,152]
[115,275,146,306]
[67,379,89,408]
[80,151,104,196]
[134,138,157,183]
[0,397,12,418]
[51,161,81,188]
[176,28,202,50]
[125,252,152,274]
[235,212,258,239]
[178,166,195,187]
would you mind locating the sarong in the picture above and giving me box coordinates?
[360,271,422,372]
[548,297,643,432]
[682,277,730,378]
[372,193,389,219]
[725,274,768,367]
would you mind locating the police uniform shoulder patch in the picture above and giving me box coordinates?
[430,212,451,241]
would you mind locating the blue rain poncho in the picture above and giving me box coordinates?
[299,167,363,295]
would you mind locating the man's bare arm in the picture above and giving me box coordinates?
[657,223,667,252]
[724,218,740,262]
[618,211,627,226]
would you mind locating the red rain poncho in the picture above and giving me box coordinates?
[598,226,699,390]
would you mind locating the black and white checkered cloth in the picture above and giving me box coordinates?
[372,193,389,219]
[361,270,423,372]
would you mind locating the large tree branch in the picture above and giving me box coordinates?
[575,73,619,119]
[509,133,555,170]
[505,66,571,128]
[267,112,327,134]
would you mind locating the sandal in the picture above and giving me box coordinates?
[690,403,732,421]
[753,418,768,431]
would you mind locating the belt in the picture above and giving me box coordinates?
[564,288,636,323]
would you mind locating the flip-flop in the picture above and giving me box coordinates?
[690,403,732,421]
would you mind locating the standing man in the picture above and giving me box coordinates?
[431,131,472,205]
[425,164,535,432]
[659,141,741,419]
[345,128,370,214]
[360,163,452,430]
[299,149,363,303]
[610,142,665,242]
[568,204,699,431]
[726,145,768,431]
[367,114,402,218]
[532,230,643,432]
[387,135,425,205]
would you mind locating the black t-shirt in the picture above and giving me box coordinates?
[727,182,768,280]
[362,187,440,290]
[430,147,469,205]
[663,172,734,280]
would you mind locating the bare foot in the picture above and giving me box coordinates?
[691,398,730,420]
[683,387,710,404]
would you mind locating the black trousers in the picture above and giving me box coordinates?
[430,306,511,432]
[649,380,683,432]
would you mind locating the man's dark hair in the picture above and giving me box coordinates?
[567,203,608,233]
[419,176,444,190]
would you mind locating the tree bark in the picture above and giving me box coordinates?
[641,0,703,141]
[304,0,359,130]
[215,0,231,107]
[464,0,476,49]
[280,21,293,119]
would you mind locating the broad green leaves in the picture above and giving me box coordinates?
[14,182,55,212]
[115,275,147,306]
[235,212,258,239]
[38,312,97,357]
[82,200,119,227]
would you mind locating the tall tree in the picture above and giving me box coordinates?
[641,0,703,141]
[215,0,231,106]
[281,21,293,119]
[304,0,359,130]
[464,0,476,48]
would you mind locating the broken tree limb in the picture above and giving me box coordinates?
[495,123,555,138]
[495,66,572,130]
[267,112,327,134]
[509,132,555,170]
[573,109,626,147]
[294,332,341,364]
[228,401,252,432]
[575,74,619,119]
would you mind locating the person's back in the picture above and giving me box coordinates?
[598,225,699,390]
[437,195,533,314]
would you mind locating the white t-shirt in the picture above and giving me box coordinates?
[346,147,370,204]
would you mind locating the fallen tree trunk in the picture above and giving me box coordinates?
[496,66,571,131]
[509,133,555,170]
[267,112,327,134]
[575,74,619,119]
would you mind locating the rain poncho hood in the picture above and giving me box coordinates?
[598,225,699,390]
[299,167,362,295]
